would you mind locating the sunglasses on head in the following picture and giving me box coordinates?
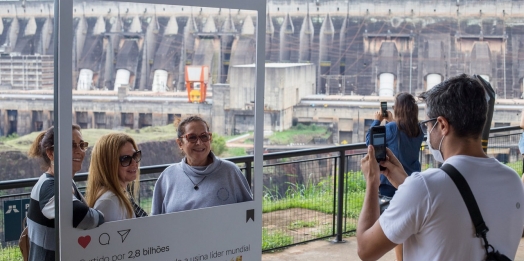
[180,132,212,143]
[49,141,89,151]
[119,150,142,167]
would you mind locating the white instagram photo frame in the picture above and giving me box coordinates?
[54,0,265,260]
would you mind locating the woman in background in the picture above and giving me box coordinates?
[365,93,424,261]
[27,125,104,261]
[86,133,147,221]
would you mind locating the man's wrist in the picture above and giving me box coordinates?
[366,180,380,191]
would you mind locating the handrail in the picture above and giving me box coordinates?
[0,125,521,191]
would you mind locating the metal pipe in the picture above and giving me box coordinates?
[409,42,412,94]
[334,149,346,243]
[503,38,507,99]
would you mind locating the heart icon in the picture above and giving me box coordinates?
[78,235,91,249]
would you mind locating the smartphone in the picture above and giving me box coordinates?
[370,126,387,171]
[381,102,388,117]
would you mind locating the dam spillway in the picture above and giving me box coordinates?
[0,0,524,98]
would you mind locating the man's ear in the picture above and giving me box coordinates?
[437,116,450,136]
[176,138,183,148]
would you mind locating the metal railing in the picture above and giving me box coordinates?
[0,126,522,260]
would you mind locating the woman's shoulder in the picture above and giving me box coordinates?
[96,190,118,202]
[158,162,183,179]
[161,162,183,172]
[385,121,398,129]
[215,157,239,170]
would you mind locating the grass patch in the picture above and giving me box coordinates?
[312,224,333,238]
[262,228,293,250]
[0,245,22,261]
[223,147,248,157]
[288,220,317,230]
[0,125,178,153]
[506,161,523,176]
[268,124,330,145]
[263,172,365,219]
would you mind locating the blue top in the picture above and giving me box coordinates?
[366,120,424,197]
[519,132,524,155]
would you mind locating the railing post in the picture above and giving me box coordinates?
[332,149,346,243]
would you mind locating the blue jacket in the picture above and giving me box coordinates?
[366,120,424,196]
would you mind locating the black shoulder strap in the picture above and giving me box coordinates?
[440,164,489,237]
[441,164,512,260]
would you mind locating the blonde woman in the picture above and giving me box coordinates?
[86,133,147,221]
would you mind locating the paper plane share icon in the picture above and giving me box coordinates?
[117,229,131,243]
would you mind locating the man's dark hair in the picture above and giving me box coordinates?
[419,74,487,138]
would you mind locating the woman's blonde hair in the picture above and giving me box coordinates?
[86,133,140,219]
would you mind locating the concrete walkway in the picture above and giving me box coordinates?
[262,237,524,261]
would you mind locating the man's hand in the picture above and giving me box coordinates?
[361,145,381,189]
[380,148,408,188]
[357,146,397,260]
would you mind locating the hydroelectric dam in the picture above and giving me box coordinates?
[1,0,524,145]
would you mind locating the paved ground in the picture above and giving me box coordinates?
[262,237,524,261]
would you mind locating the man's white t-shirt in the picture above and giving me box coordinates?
[379,155,524,260]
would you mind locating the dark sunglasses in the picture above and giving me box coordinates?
[180,132,212,143]
[48,141,89,151]
[419,118,438,135]
[119,150,142,167]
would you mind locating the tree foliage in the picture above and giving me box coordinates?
[211,135,227,156]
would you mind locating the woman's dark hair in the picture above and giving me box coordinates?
[394,92,421,138]
[28,124,82,170]
[175,116,210,138]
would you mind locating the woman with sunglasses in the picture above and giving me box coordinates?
[26,125,105,261]
[86,133,147,222]
[365,93,424,261]
[151,116,252,214]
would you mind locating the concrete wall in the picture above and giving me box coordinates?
[229,63,316,111]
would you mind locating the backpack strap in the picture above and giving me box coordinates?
[440,164,489,237]
[440,164,499,258]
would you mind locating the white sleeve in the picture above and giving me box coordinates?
[94,197,124,222]
[379,173,431,244]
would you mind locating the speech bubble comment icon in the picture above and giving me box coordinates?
[99,233,110,245]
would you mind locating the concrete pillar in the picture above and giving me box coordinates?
[211,84,230,135]
[0,110,5,136]
[133,112,139,130]
[77,69,94,91]
[42,110,51,130]
[379,73,395,96]
[115,69,131,91]
[479,75,490,83]
[118,85,127,102]
[426,73,442,90]
[87,111,95,129]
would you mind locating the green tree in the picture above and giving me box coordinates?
[211,135,227,156]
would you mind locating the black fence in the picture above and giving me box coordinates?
[0,126,522,260]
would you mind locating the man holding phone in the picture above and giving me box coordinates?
[357,74,524,260]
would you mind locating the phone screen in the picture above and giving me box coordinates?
[381,102,387,117]
[372,132,386,162]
